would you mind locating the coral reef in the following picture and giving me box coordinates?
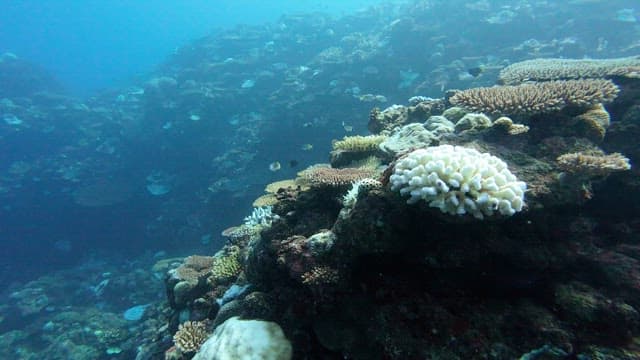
[173,320,210,354]
[492,116,530,135]
[499,56,640,85]
[332,135,387,152]
[556,151,631,177]
[330,135,387,168]
[378,123,438,158]
[389,145,526,219]
[571,103,611,141]
[449,79,619,116]
[193,317,291,360]
[299,166,376,188]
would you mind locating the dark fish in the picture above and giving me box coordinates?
[467,66,484,77]
[289,160,299,168]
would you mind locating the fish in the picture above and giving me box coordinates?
[342,121,353,132]
[301,144,313,151]
[289,160,299,168]
[269,161,281,172]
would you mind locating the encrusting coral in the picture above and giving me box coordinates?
[572,103,611,141]
[449,79,619,116]
[498,56,640,85]
[492,116,530,135]
[173,320,210,353]
[556,151,631,177]
[301,266,340,286]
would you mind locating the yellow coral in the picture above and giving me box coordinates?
[173,320,209,353]
[347,155,382,170]
[252,194,278,207]
[265,179,298,194]
[332,135,387,152]
[211,253,242,283]
[492,116,530,135]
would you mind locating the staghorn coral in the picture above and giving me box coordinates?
[332,135,387,152]
[499,56,640,85]
[449,79,619,116]
[556,151,631,177]
[173,320,210,353]
[299,165,376,187]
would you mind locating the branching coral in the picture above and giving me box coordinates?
[332,135,387,152]
[556,151,631,177]
[173,320,210,353]
[449,79,619,116]
[498,56,640,85]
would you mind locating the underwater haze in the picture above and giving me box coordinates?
[1,0,640,359]
[1,0,386,96]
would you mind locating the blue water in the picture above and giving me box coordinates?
[1,0,386,96]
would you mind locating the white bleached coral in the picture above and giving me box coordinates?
[244,206,279,227]
[390,145,526,219]
[193,316,292,360]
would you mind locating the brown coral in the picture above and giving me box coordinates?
[557,151,631,177]
[499,56,640,85]
[174,255,214,284]
[173,320,210,353]
[299,165,376,187]
[572,104,611,141]
[449,79,619,116]
[492,116,530,135]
